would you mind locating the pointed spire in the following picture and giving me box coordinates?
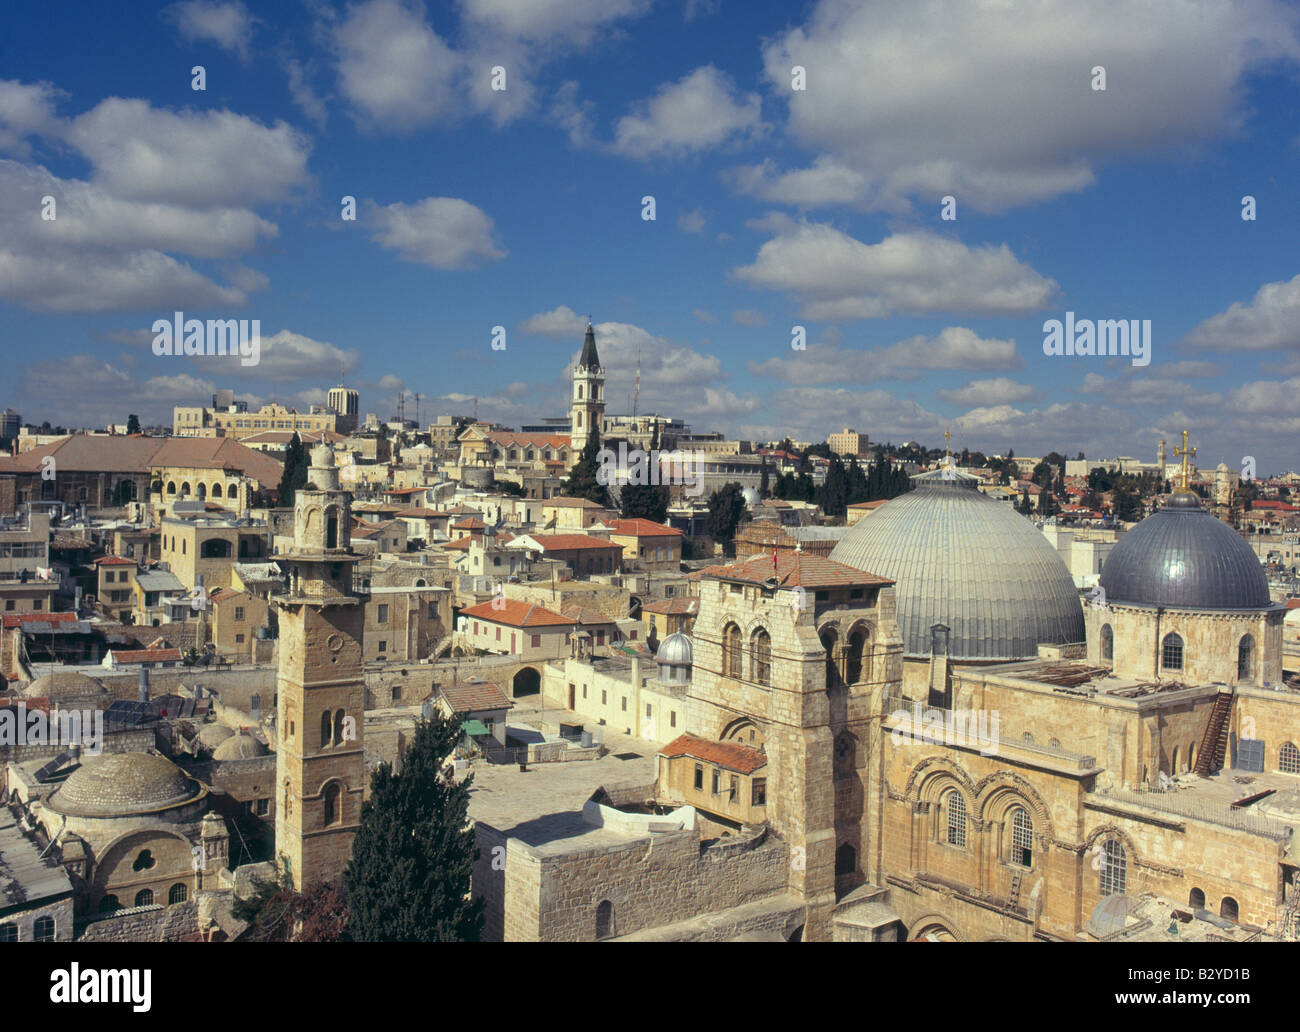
[579,320,600,370]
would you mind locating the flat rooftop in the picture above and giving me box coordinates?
[0,813,73,908]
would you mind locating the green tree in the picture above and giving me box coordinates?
[344,714,484,941]
[759,456,770,498]
[621,482,669,522]
[818,453,848,518]
[706,482,747,545]
[234,865,349,942]
[560,430,610,506]
[276,432,309,507]
[1111,483,1142,522]
[126,413,140,435]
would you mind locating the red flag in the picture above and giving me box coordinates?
[773,548,778,572]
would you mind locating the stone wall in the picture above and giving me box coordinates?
[76,899,201,942]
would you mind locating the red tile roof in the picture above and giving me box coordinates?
[94,556,137,566]
[610,518,683,538]
[453,517,486,530]
[660,733,767,775]
[460,599,573,627]
[641,597,699,616]
[395,508,445,518]
[439,680,512,713]
[2,612,81,630]
[560,605,616,625]
[111,647,183,663]
[545,497,606,508]
[701,551,892,589]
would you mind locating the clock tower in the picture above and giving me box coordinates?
[274,444,367,890]
[569,320,605,457]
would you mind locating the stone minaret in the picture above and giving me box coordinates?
[274,444,366,890]
[569,321,605,457]
[1156,439,1167,480]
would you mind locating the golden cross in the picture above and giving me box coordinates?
[1173,429,1196,491]
[944,428,951,461]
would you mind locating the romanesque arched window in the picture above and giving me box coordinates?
[134,889,153,907]
[836,842,857,876]
[750,628,771,685]
[1237,634,1255,682]
[722,623,742,679]
[334,708,346,745]
[323,781,342,826]
[1280,742,1300,774]
[1100,623,1113,662]
[1099,838,1127,895]
[820,628,841,691]
[834,732,857,781]
[945,790,966,848]
[211,483,223,498]
[321,710,333,748]
[33,916,54,941]
[1220,896,1239,922]
[1010,806,1033,867]
[1189,887,1205,909]
[847,626,870,685]
[167,481,176,496]
[0,922,16,942]
[98,896,120,914]
[595,899,613,939]
[1160,632,1183,672]
[169,883,188,905]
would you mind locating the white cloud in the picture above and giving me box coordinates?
[678,207,707,234]
[519,305,586,338]
[1183,274,1300,352]
[332,0,465,132]
[732,308,768,327]
[749,327,1020,384]
[365,197,507,269]
[691,308,717,324]
[937,377,1037,406]
[613,66,765,159]
[461,0,652,44]
[733,223,1057,320]
[164,1,257,61]
[0,80,63,156]
[753,0,1300,211]
[286,57,329,128]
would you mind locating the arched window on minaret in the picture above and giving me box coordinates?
[577,385,583,399]
[334,708,346,745]
[323,782,341,826]
[326,511,338,550]
[321,710,332,748]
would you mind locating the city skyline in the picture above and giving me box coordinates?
[3,0,1300,469]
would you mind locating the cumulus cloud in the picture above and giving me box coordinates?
[365,197,507,269]
[749,327,1021,384]
[732,224,1057,320]
[0,80,64,156]
[612,66,765,159]
[678,207,707,234]
[1182,274,1300,352]
[937,377,1037,406]
[732,308,769,327]
[163,1,257,61]
[461,0,652,45]
[749,0,1300,212]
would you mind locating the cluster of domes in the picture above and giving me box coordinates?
[830,469,1086,660]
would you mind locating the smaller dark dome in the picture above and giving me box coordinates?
[1100,493,1270,609]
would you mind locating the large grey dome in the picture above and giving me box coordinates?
[1099,493,1270,610]
[829,470,1085,660]
[49,752,201,817]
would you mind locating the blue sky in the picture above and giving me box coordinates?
[2,0,1300,472]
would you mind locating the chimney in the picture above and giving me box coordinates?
[74,586,82,613]
[138,666,150,703]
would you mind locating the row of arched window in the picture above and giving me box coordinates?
[95,883,189,914]
[718,621,878,690]
[940,793,1036,868]
[1099,625,1256,681]
[321,709,348,749]
[722,624,771,684]
[491,447,569,464]
[164,481,240,499]
[0,916,55,941]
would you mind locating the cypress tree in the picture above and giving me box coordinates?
[560,429,610,506]
[277,432,309,507]
[344,713,485,941]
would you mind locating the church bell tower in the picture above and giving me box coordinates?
[274,444,366,890]
[570,321,605,457]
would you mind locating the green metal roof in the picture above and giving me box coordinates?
[461,719,490,736]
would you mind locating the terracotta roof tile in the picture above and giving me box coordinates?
[530,533,622,552]
[439,680,512,713]
[660,733,767,775]
[610,518,683,537]
[459,599,572,627]
[701,551,892,589]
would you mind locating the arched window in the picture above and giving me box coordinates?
[211,483,223,498]
[1161,632,1183,671]
[166,481,176,496]
[836,842,856,876]
[326,512,338,550]
[181,482,191,497]
[169,883,188,905]
[722,623,742,679]
[1220,896,1239,922]
[821,628,841,691]
[1099,838,1127,895]
[1189,887,1205,909]
[33,916,54,942]
[847,627,871,685]
[1280,742,1300,774]
[134,889,154,907]
[1237,634,1255,682]
[1100,623,1113,661]
[323,781,342,826]
[945,791,967,848]
[98,895,121,914]
[0,922,16,942]
[1010,807,1033,867]
[321,710,333,748]
[1171,746,1180,773]
[577,385,584,400]
[595,899,613,939]
[283,781,293,818]
[334,708,346,745]
[750,628,771,685]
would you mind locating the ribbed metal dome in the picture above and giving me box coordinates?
[656,632,693,666]
[829,470,1085,660]
[1099,493,1269,609]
